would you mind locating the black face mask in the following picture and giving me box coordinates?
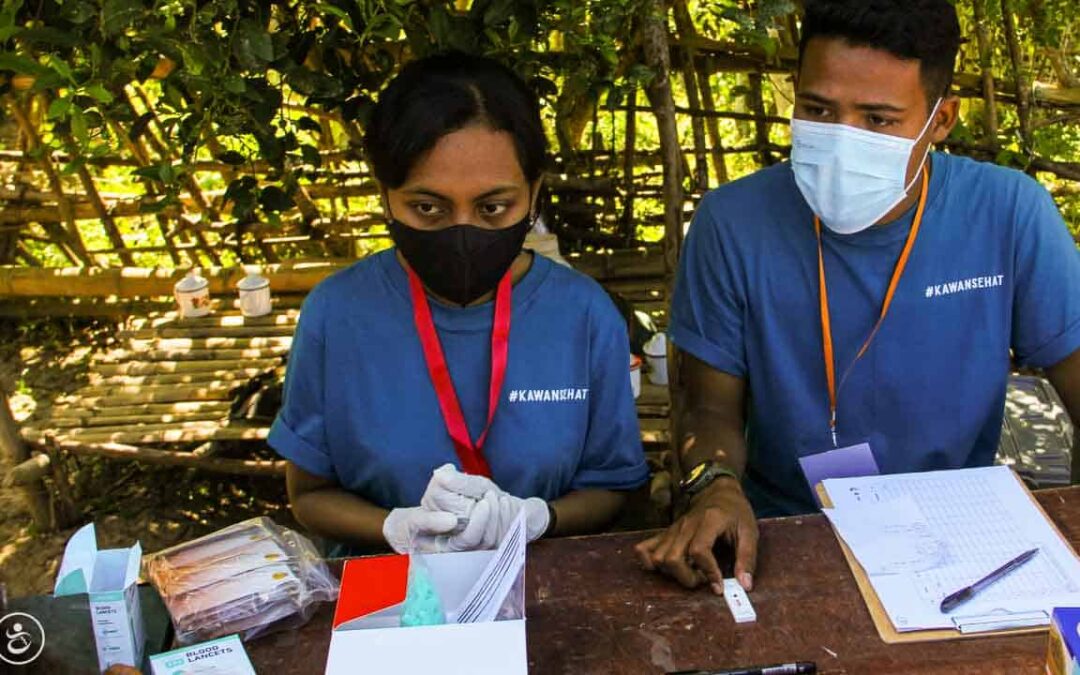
[388,214,532,306]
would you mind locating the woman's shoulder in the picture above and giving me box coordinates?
[302,250,398,316]
[535,256,623,325]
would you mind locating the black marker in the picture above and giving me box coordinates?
[669,661,817,675]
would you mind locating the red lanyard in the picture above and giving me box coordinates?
[816,168,930,447]
[407,267,512,477]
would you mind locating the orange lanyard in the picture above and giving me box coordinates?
[816,168,930,447]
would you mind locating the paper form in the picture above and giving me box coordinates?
[823,496,946,575]
[449,509,527,624]
[823,465,1080,632]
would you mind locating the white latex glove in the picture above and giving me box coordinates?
[420,463,499,518]
[382,507,459,554]
[448,490,551,550]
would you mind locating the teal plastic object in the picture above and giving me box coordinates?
[399,557,446,627]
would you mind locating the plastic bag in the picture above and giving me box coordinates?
[143,517,338,645]
[399,555,446,628]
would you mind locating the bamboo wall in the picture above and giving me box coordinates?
[1,4,1078,294]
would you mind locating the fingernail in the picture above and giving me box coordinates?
[739,573,753,591]
[711,582,724,596]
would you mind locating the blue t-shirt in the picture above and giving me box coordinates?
[671,152,1080,516]
[269,250,648,509]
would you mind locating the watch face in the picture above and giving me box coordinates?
[686,462,707,485]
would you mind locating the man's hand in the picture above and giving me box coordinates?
[635,477,758,594]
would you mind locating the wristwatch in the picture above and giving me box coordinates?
[679,461,740,500]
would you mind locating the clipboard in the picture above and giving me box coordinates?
[816,469,1078,644]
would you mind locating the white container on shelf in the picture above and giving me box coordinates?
[237,267,272,317]
[630,354,642,399]
[644,332,668,386]
[173,268,211,318]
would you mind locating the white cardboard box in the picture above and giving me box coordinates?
[326,519,528,675]
[54,523,145,672]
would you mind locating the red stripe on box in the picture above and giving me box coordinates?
[332,554,410,628]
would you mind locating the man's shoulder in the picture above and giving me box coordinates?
[939,152,1046,200]
[691,163,805,246]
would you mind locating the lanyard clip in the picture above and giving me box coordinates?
[829,411,838,448]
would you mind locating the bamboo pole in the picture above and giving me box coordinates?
[89,368,276,387]
[126,336,293,351]
[0,261,344,298]
[1001,0,1033,158]
[119,325,297,340]
[48,401,232,418]
[673,0,709,189]
[0,389,51,528]
[93,358,284,377]
[25,425,269,445]
[972,0,999,148]
[621,86,638,246]
[696,57,730,184]
[42,439,286,477]
[95,346,290,363]
[63,132,136,266]
[641,0,686,275]
[8,99,91,266]
[127,87,222,266]
[48,411,228,428]
[748,71,774,167]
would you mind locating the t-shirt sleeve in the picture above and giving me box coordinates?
[570,293,650,491]
[268,290,336,478]
[668,195,747,377]
[1011,179,1080,368]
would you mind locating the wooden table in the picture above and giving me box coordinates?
[248,486,1080,674]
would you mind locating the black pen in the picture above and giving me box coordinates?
[668,661,817,675]
[939,548,1039,614]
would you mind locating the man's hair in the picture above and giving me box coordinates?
[798,0,961,102]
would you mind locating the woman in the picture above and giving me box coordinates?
[268,52,647,554]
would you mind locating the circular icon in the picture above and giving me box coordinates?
[0,612,45,666]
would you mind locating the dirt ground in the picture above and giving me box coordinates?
[0,318,293,599]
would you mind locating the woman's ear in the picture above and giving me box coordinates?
[529,177,545,217]
[380,189,392,220]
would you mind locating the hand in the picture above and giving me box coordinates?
[634,478,758,594]
[448,490,550,550]
[420,463,498,517]
[382,507,460,554]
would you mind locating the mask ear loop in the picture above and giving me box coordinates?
[902,98,944,193]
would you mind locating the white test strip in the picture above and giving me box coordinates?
[723,578,757,623]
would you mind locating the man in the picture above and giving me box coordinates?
[637,0,1080,595]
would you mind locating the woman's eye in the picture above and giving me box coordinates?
[804,105,830,119]
[413,202,443,217]
[480,203,509,217]
[868,115,895,128]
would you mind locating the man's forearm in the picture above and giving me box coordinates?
[675,402,748,481]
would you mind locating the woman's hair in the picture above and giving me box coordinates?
[365,51,549,188]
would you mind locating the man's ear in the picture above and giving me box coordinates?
[931,96,961,144]
[380,189,392,220]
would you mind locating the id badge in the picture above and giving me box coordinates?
[799,442,881,506]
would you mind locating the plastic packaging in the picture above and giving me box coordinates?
[143,517,337,645]
[399,555,446,628]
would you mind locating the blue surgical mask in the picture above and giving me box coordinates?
[791,99,942,235]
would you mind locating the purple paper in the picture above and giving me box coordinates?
[799,443,881,506]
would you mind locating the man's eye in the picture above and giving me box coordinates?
[480,203,509,217]
[804,105,830,119]
[868,115,896,128]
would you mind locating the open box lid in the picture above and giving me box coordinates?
[55,523,142,597]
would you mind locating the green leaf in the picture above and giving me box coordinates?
[223,76,246,94]
[216,150,247,166]
[258,185,295,213]
[47,97,71,119]
[44,54,74,83]
[314,3,353,30]
[297,116,322,133]
[70,108,89,146]
[299,143,321,168]
[102,0,143,37]
[84,83,114,104]
[234,19,274,70]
